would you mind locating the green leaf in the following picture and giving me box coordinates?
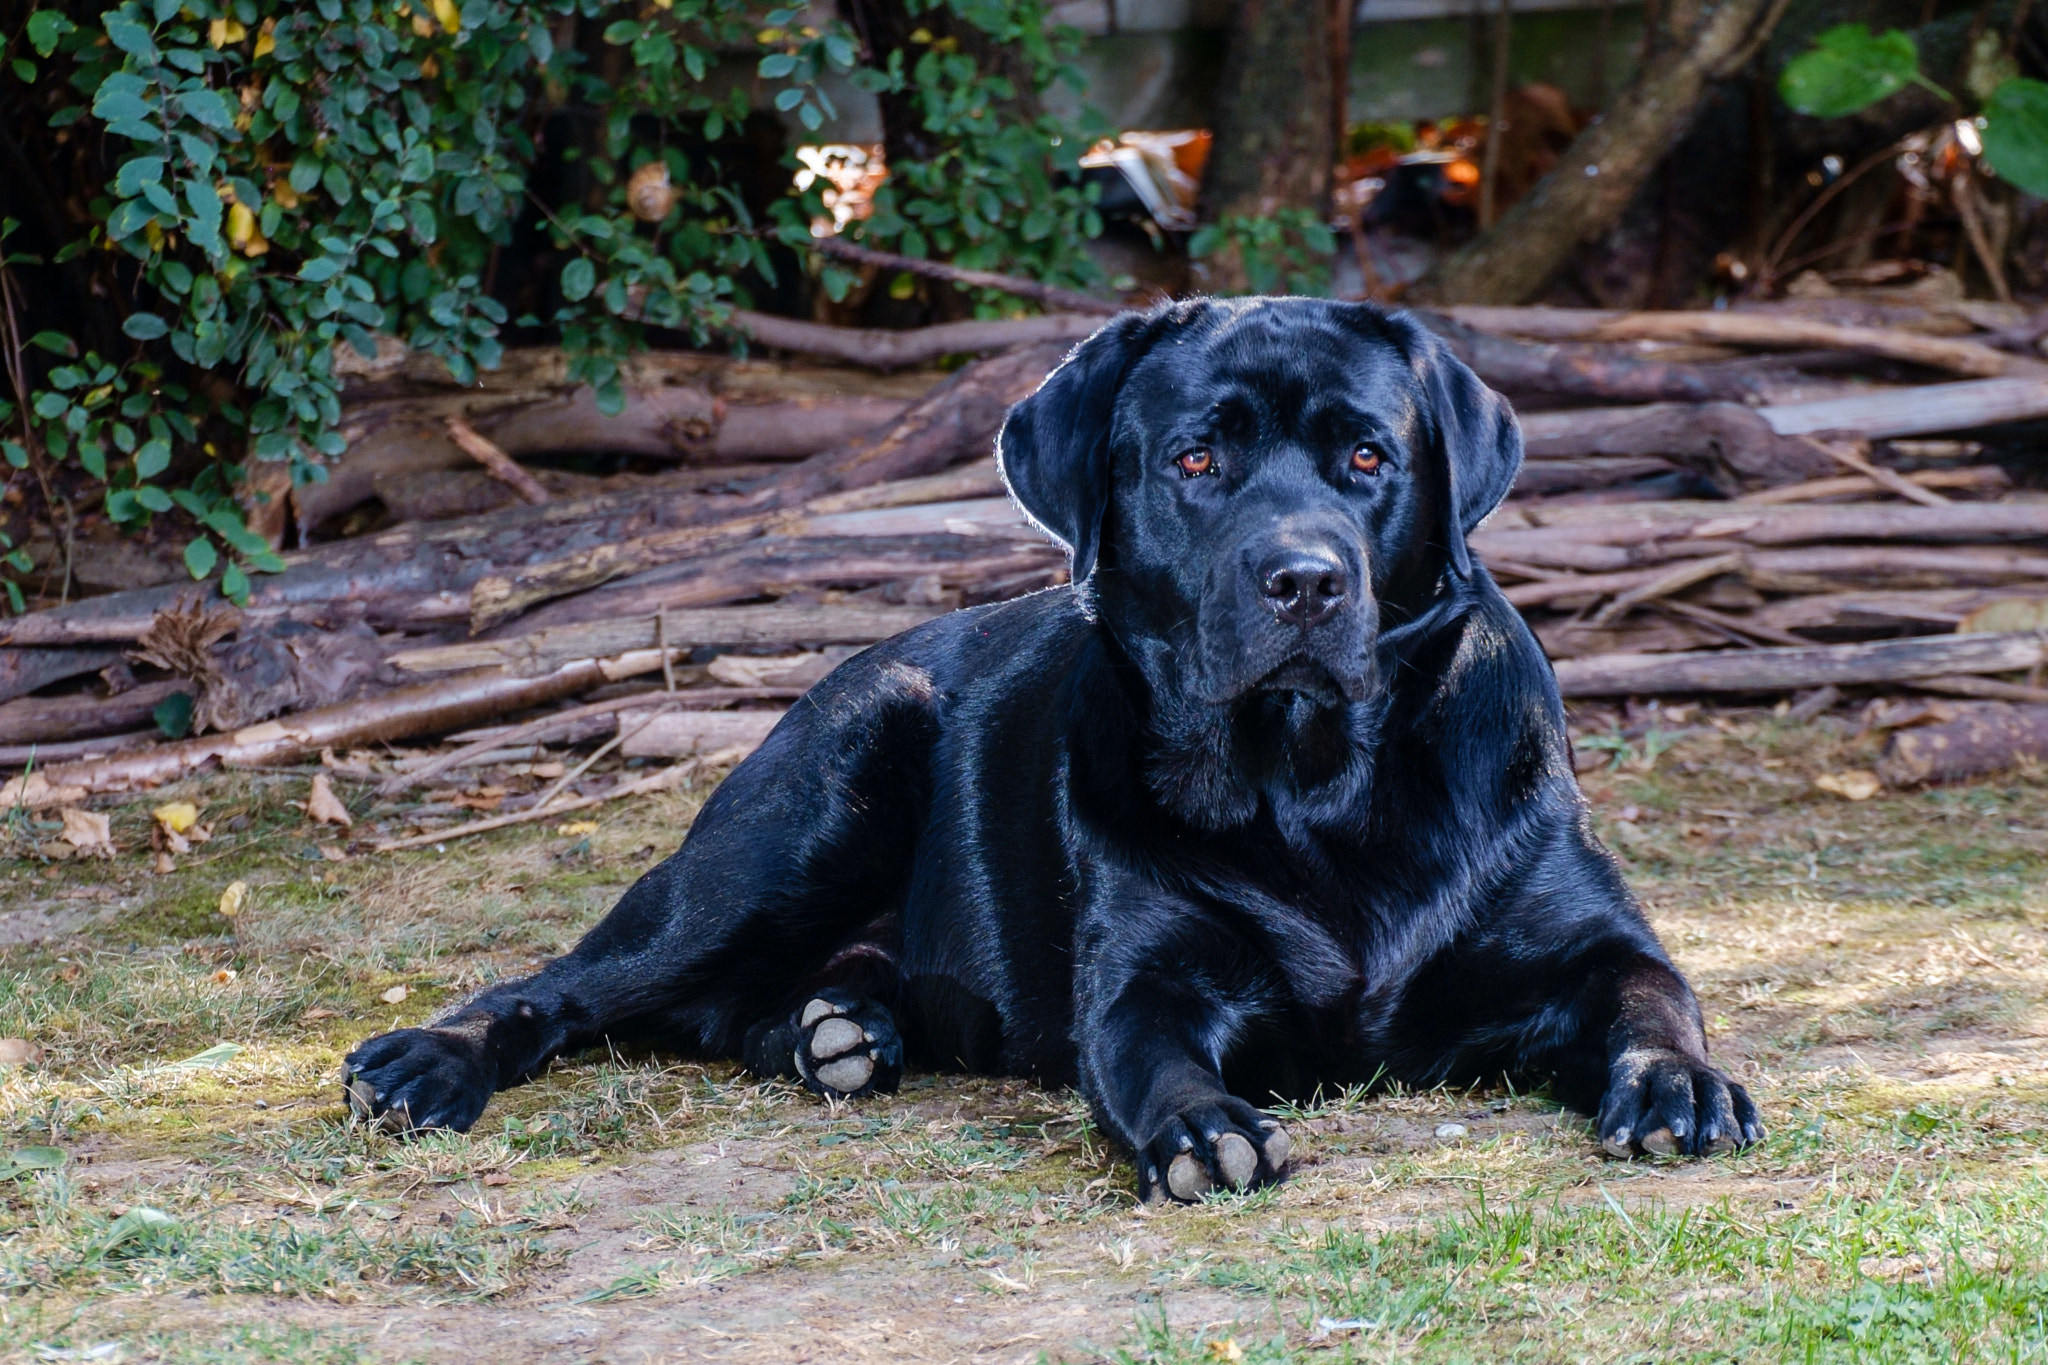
[1983,79,2048,198]
[134,437,171,478]
[154,690,194,738]
[10,1146,65,1171]
[178,88,238,135]
[12,58,35,83]
[299,258,344,282]
[115,156,167,196]
[560,257,595,302]
[122,313,169,340]
[135,485,172,512]
[103,12,159,61]
[758,52,798,79]
[168,1042,243,1069]
[28,331,76,357]
[99,1206,177,1254]
[1780,25,1925,118]
[183,537,217,579]
[221,561,249,603]
[27,11,73,57]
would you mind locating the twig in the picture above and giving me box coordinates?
[529,708,667,811]
[372,760,702,853]
[1757,140,1906,289]
[807,237,1120,316]
[1479,0,1513,230]
[1802,438,1950,507]
[1590,552,1746,626]
[445,418,550,506]
[1952,172,2014,305]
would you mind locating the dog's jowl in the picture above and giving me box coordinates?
[344,298,1761,1201]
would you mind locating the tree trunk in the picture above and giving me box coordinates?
[1410,0,1788,305]
[1197,0,1349,294]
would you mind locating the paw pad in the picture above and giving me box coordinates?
[791,992,902,1099]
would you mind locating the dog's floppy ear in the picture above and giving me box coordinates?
[997,313,1156,585]
[1407,321,1523,577]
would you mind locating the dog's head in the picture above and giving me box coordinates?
[999,298,1522,712]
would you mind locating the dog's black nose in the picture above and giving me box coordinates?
[1258,550,1348,627]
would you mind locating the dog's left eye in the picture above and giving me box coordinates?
[1175,448,1214,478]
[1351,443,1384,475]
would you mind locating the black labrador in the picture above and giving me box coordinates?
[344,297,1761,1201]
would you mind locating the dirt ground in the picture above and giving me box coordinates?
[2,704,2046,1363]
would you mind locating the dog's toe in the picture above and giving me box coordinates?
[1139,1098,1291,1204]
[791,990,902,1100]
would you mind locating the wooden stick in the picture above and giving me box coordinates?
[1589,552,1745,625]
[389,602,941,676]
[372,760,701,853]
[1879,702,2048,786]
[729,309,1101,369]
[1802,438,1949,508]
[1908,674,2048,704]
[372,687,800,796]
[445,418,551,506]
[1550,631,2048,697]
[1652,597,1813,647]
[1736,466,2008,505]
[805,237,1121,316]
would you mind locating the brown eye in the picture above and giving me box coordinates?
[1352,443,1383,474]
[1176,448,1214,477]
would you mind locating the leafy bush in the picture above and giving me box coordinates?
[1780,22,2048,199]
[0,0,1100,604]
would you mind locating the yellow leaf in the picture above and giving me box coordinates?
[555,820,599,836]
[271,180,299,210]
[218,880,248,919]
[1814,770,1881,802]
[153,801,200,834]
[431,0,460,33]
[253,17,275,56]
[207,17,246,46]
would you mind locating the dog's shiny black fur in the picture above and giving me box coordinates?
[345,298,1761,1199]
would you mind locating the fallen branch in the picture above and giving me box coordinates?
[806,236,1121,316]
[1521,310,2022,378]
[1550,631,2048,697]
[445,417,550,506]
[393,602,943,676]
[372,759,702,852]
[1736,466,2007,504]
[373,686,803,795]
[729,309,1100,369]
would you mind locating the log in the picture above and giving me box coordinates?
[301,348,935,532]
[0,645,124,705]
[0,731,159,767]
[1415,312,1773,404]
[1550,632,2048,697]
[390,603,944,676]
[617,707,786,759]
[1877,703,2048,786]
[1461,309,2023,378]
[0,677,186,745]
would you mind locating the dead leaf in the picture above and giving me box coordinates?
[481,1172,511,1187]
[555,820,599,836]
[218,881,248,919]
[58,808,115,859]
[299,1008,342,1022]
[317,844,348,862]
[380,985,409,1005]
[307,774,353,828]
[320,748,380,779]
[152,801,200,834]
[0,1038,44,1067]
[530,761,567,779]
[211,968,238,985]
[1815,770,1882,801]
[154,852,177,874]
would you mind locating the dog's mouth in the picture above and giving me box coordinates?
[1249,656,1362,706]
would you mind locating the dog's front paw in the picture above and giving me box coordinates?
[1597,1049,1763,1158]
[791,990,903,1100]
[1138,1097,1293,1204]
[342,1027,494,1133]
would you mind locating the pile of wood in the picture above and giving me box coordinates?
[9,285,2048,834]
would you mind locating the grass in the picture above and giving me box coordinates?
[0,712,2045,1360]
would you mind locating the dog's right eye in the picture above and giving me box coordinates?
[1175,448,1214,478]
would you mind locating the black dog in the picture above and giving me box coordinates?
[344,298,1761,1201]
